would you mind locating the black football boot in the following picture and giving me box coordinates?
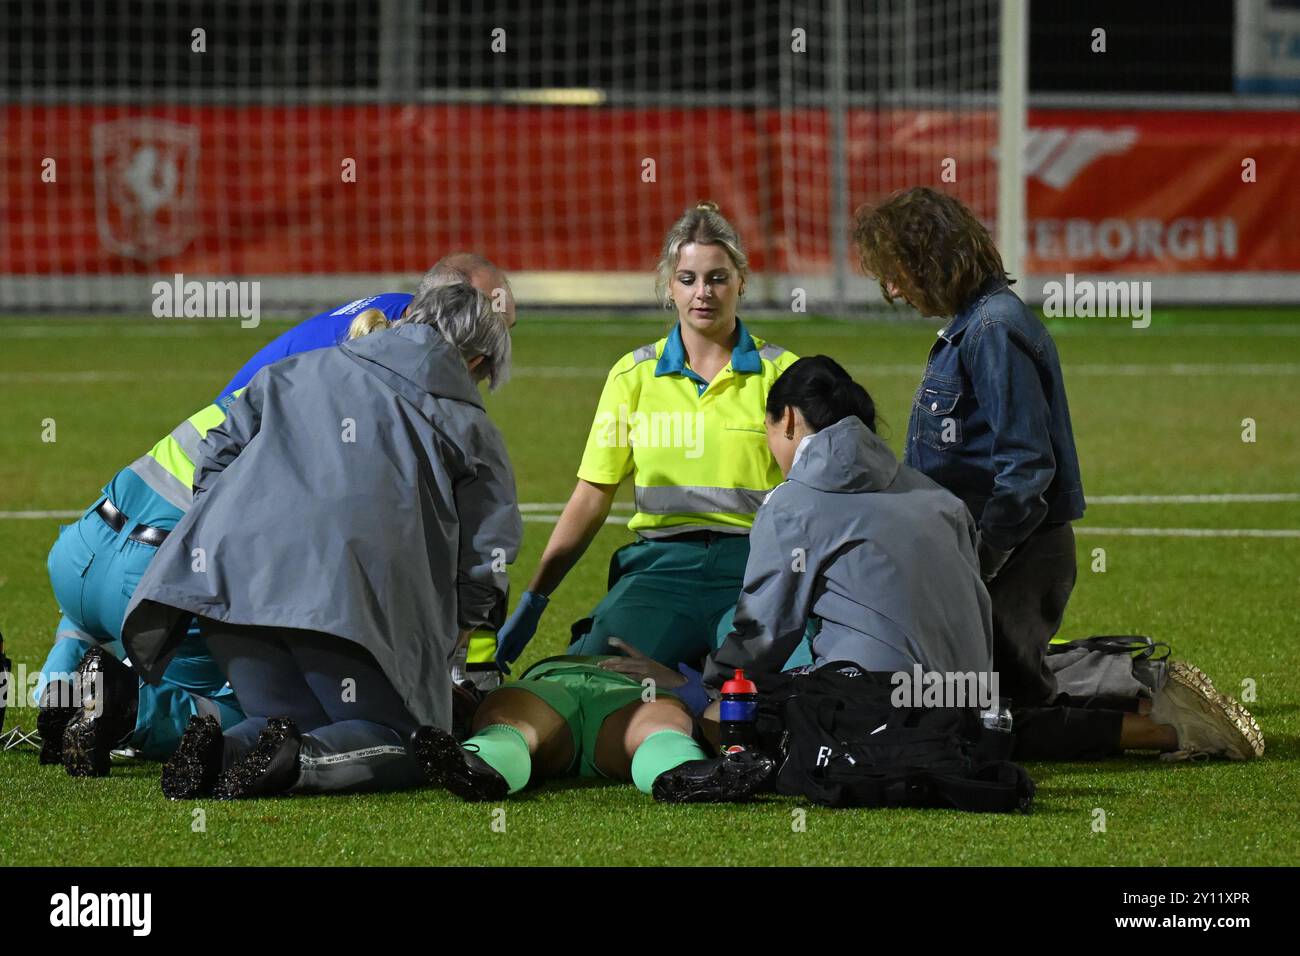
[212,717,302,799]
[651,749,776,804]
[409,725,509,801]
[62,647,139,777]
[161,715,225,800]
[37,679,78,765]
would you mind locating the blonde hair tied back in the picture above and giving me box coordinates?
[346,307,392,340]
[654,200,748,309]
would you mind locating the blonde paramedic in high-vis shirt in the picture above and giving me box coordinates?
[495,202,812,672]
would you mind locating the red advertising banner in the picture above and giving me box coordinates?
[2,106,1297,276]
[1024,109,1300,274]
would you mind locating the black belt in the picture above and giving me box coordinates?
[95,499,170,547]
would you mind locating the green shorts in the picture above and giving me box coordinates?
[505,655,682,778]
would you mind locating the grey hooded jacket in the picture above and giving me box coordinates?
[121,322,522,730]
[704,416,993,685]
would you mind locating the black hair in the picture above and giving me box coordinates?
[766,355,877,433]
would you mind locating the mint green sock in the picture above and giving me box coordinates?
[631,729,708,794]
[464,724,532,794]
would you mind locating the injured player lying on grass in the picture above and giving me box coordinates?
[411,655,773,804]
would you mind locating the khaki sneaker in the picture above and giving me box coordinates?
[1151,661,1264,761]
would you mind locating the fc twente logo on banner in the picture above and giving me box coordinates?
[92,117,200,262]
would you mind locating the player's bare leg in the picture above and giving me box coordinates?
[1119,714,1179,751]
[593,698,694,779]
[411,687,574,800]
[595,697,774,802]
[472,687,574,777]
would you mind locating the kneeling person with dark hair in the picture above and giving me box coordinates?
[701,354,995,683]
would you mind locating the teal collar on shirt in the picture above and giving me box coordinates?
[655,319,762,392]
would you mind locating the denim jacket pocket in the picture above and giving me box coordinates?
[914,383,963,451]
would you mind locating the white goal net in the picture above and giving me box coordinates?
[0,0,1014,315]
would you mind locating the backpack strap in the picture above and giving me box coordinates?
[1048,634,1171,661]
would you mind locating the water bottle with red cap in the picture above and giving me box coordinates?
[718,668,759,756]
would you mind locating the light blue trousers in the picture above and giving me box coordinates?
[41,498,243,758]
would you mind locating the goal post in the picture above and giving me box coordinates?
[997,0,1028,285]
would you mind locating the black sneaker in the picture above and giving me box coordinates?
[409,726,509,802]
[213,717,302,800]
[62,647,139,778]
[37,679,77,765]
[652,750,776,804]
[162,715,225,800]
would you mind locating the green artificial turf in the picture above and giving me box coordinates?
[1,307,1297,866]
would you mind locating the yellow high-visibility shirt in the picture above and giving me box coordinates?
[127,398,241,512]
[578,320,798,537]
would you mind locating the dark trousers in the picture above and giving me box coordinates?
[202,619,424,793]
[1012,701,1125,761]
[989,523,1127,759]
[987,522,1077,706]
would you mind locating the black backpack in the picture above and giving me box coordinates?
[753,663,1035,813]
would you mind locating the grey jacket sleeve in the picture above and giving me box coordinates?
[192,371,266,496]
[453,418,523,632]
[704,486,819,687]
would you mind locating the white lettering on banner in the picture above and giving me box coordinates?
[1030,219,1238,264]
[1024,127,1138,190]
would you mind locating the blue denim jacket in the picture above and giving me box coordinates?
[903,280,1085,554]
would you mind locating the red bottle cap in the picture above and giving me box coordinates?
[721,668,757,695]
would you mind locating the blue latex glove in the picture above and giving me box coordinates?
[495,590,549,675]
[673,663,714,718]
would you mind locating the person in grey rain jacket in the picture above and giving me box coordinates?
[699,355,993,687]
[121,281,522,800]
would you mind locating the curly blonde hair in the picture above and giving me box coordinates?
[852,187,1009,317]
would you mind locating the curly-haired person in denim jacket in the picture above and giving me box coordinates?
[847,187,1261,763]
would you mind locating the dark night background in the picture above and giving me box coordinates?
[2,0,1236,96]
